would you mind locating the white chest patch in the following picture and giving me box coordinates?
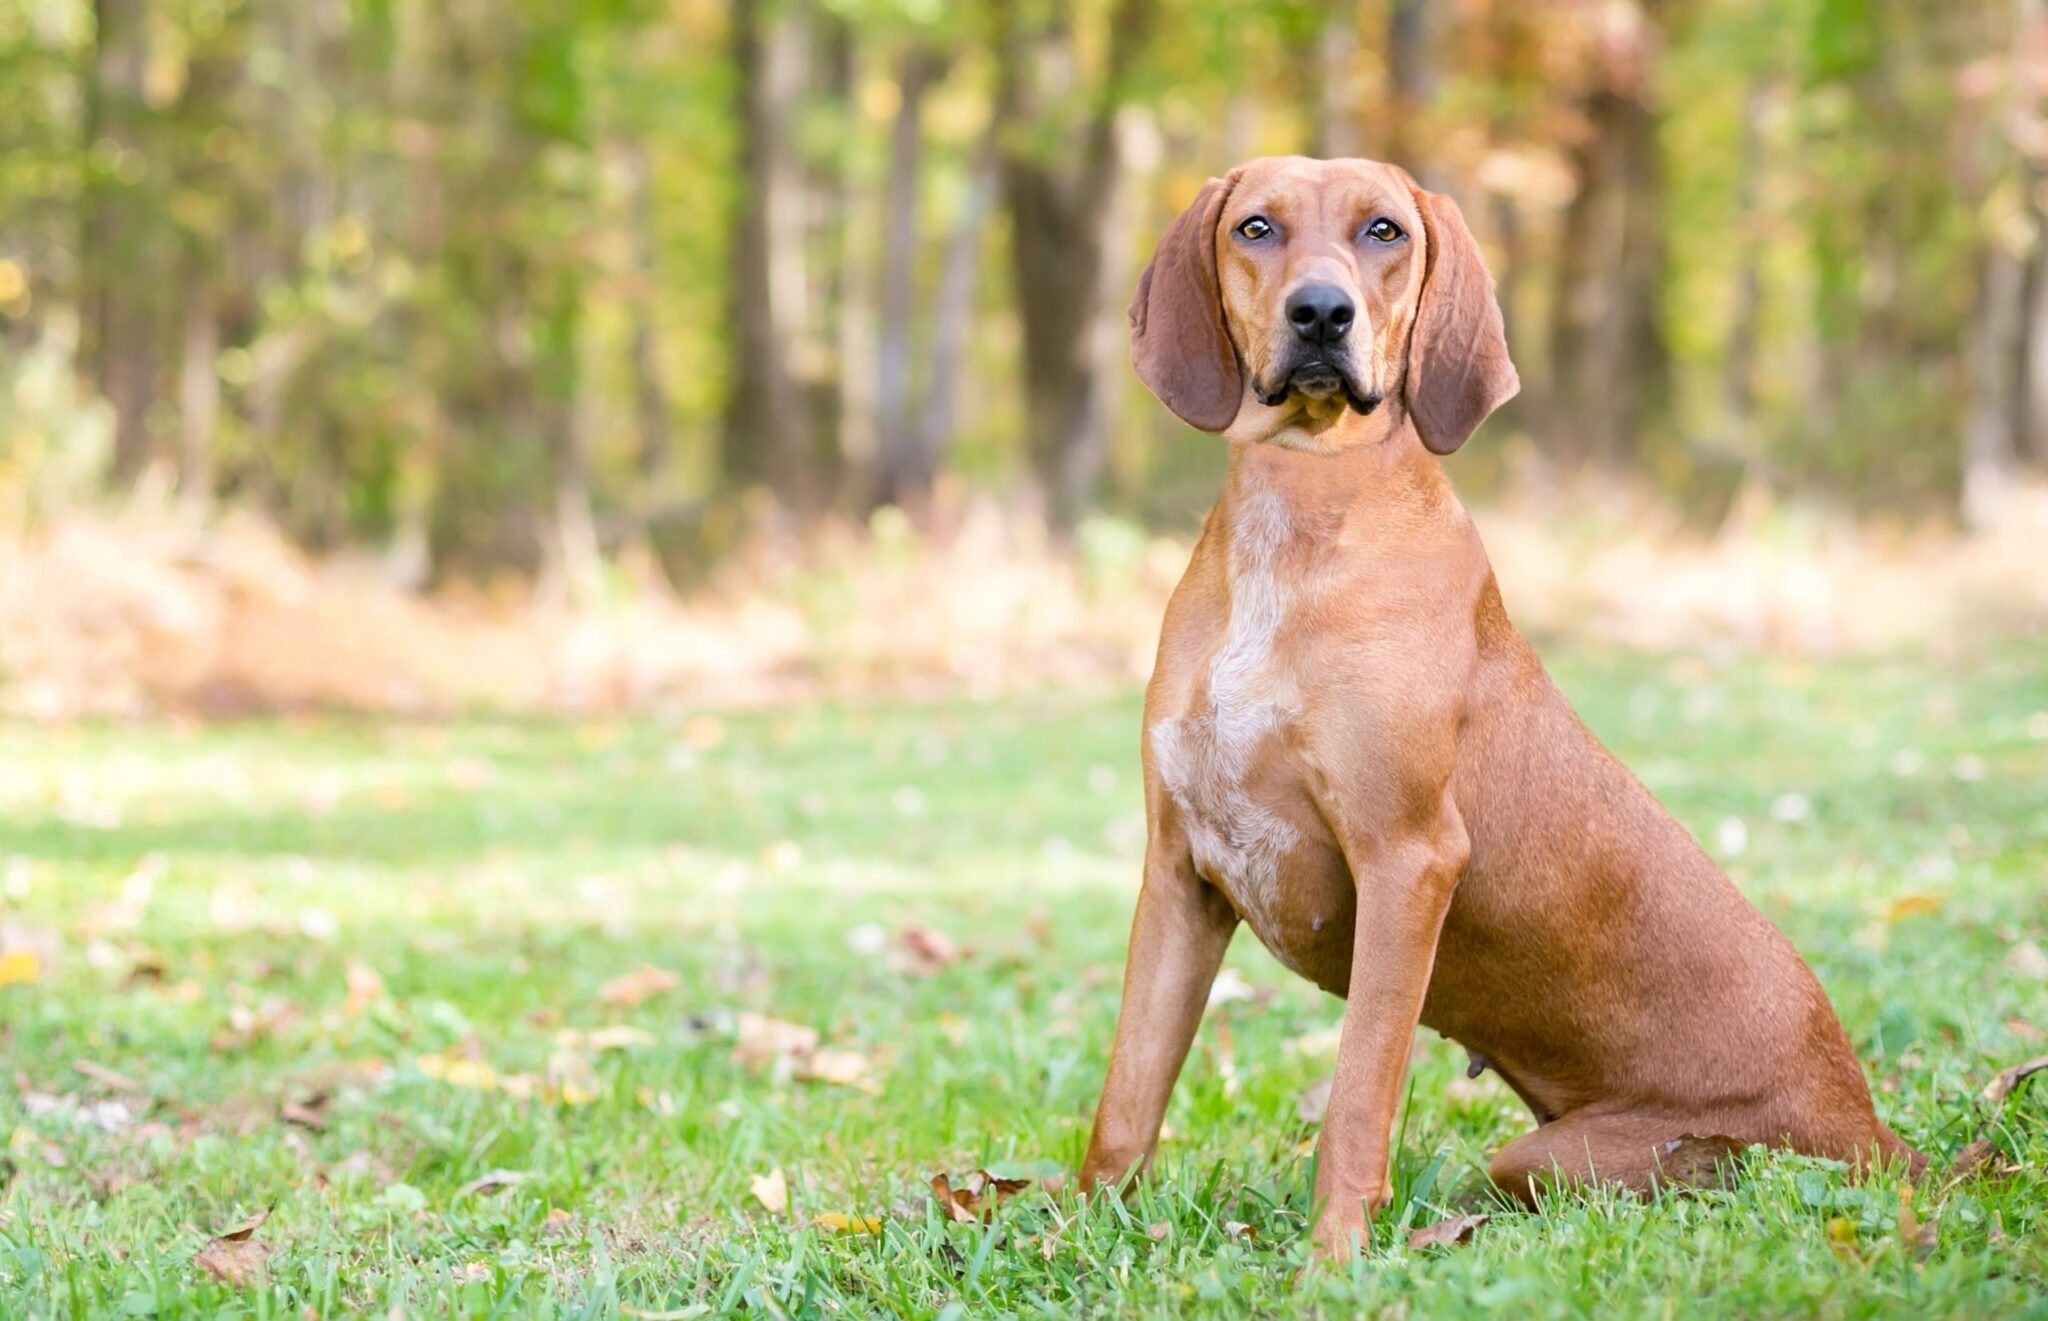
[1149,486,1303,944]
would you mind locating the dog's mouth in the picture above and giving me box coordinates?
[1255,357,1381,415]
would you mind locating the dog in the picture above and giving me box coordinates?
[1077,156,1922,1260]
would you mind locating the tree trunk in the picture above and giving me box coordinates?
[84,0,159,485]
[176,271,218,503]
[722,0,812,508]
[995,0,1156,536]
[1383,0,1432,175]
[915,130,1000,521]
[1311,4,1360,159]
[873,49,939,512]
[1964,235,2026,529]
[621,139,672,485]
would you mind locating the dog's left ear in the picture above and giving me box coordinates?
[1401,181,1518,456]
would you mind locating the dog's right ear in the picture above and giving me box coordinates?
[1129,173,1242,433]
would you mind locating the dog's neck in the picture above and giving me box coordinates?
[1219,413,1445,544]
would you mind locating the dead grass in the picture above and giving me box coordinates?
[2,479,2044,719]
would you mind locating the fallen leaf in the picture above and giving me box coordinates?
[457,1168,530,1197]
[0,949,42,988]
[2007,1018,2044,1043]
[1980,1055,2048,1108]
[73,1060,143,1093]
[1407,1213,1488,1249]
[898,923,963,976]
[930,1170,1033,1223]
[343,962,386,1015]
[731,1013,821,1072]
[751,1167,788,1216]
[416,1051,499,1092]
[598,966,680,1008]
[2008,941,2048,980]
[1826,1216,1860,1258]
[1295,1077,1332,1124]
[811,1212,884,1234]
[1145,1220,1171,1241]
[796,1047,876,1091]
[585,1025,654,1051]
[1885,894,1943,923]
[541,1207,577,1239]
[1222,1219,1255,1240]
[194,1206,273,1287]
[280,1092,331,1131]
[1896,1185,1937,1259]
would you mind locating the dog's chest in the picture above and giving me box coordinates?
[1148,488,1311,939]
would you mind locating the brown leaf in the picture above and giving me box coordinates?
[795,1047,875,1091]
[930,1170,1033,1223]
[1145,1220,1171,1241]
[1980,1055,2048,1108]
[457,1168,530,1197]
[731,1014,820,1071]
[597,966,680,1009]
[279,1093,329,1131]
[750,1167,789,1216]
[1221,1219,1255,1240]
[898,923,964,976]
[541,1207,578,1239]
[195,1206,273,1287]
[73,1060,144,1093]
[1896,1185,1937,1259]
[1407,1213,1489,1249]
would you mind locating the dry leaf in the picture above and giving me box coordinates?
[1896,1185,1937,1259]
[898,923,963,976]
[2008,941,2048,980]
[1407,1213,1488,1249]
[811,1212,884,1234]
[750,1167,789,1216]
[732,1014,820,1071]
[1145,1220,1171,1241]
[598,966,680,1008]
[195,1206,273,1287]
[585,1025,654,1051]
[343,962,385,1015]
[1826,1216,1860,1258]
[457,1168,530,1197]
[73,1060,143,1093]
[1885,894,1944,923]
[930,1170,1033,1223]
[1222,1220,1255,1240]
[1653,1134,1748,1189]
[280,1092,331,1131]
[796,1047,875,1091]
[1295,1077,1332,1124]
[1980,1055,2048,1107]
[541,1207,577,1239]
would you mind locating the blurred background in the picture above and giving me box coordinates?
[2,0,2046,718]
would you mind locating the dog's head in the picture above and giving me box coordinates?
[1129,156,1518,455]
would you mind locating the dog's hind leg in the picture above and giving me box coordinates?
[1487,1111,1747,1206]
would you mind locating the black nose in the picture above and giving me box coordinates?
[1286,283,1355,344]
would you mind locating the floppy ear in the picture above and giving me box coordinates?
[1402,183,1518,456]
[1129,173,1242,432]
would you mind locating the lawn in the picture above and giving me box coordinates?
[1,643,2045,1318]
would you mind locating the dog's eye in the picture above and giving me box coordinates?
[1235,216,1274,242]
[1363,218,1404,244]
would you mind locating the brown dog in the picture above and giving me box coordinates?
[1078,157,1920,1259]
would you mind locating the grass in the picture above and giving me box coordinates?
[1,642,2045,1318]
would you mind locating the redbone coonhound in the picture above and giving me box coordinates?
[1078,156,1921,1260]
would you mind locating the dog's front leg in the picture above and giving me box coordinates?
[1080,830,1239,1193]
[1311,797,1469,1260]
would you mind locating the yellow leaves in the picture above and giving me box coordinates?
[1885,894,1943,923]
[416,1050,500,1092]
[0,949,42,987]
[598,966,680,1009]
[750,1167,788,1215]
[194,1207,272,1287]
[811,1212,883,1234]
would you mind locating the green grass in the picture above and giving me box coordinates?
[1,644,2045,1318]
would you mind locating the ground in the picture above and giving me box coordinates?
[0,643,2044,1319]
